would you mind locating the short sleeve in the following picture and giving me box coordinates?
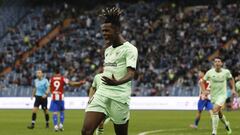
[236,82,240,92]
[226,70,233,80]
[45,79,50,87]
[126,46,138,69]
[203,71,210,81]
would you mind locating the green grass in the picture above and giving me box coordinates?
[0,110,239,135]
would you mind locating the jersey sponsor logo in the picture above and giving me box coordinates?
[212,77,224,83]
[211,75,225,83]
[212,80,224,83]
[104,62,117,67]
[53,77,61,80]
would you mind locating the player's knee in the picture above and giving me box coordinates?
[212,110,219,114]
[81,123,95,135]
[81,127,94,135]
[43,109,48,113]
[32,108,38,113]
[212,109,217,113]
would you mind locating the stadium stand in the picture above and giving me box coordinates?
[0,0,239,97]
[0,0,30,38]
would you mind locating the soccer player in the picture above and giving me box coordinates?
[27,69,50,129]
[81,7,138,135]
[190,69,213,129]
[233,72,240,110]
[200,57,237,135]
[49,68,85,132]
[88,73,110,135]
[236,72,240,96]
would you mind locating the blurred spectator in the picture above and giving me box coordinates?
[0,1,240,97]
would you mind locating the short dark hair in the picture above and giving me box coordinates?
[36,69,43,72]
[199,67,207,74]
[54,67,60,74]
[238,71,240,75]
[213,56,223,61]
[100,7,122,27]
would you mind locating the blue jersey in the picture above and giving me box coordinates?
[34,78,49,96]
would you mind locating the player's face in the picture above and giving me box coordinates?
[36,70,43,79]
[213,58,223,69]
[101,23,118,44]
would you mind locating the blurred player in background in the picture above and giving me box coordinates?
[200,57,237,135]
[232,72,240,110]
[88,73,110,135]
[49,68,85,131]
[81,7,138,135]
[190,69,213,129]
[27,69,50,129]
[225,88,233,111]
[236,72,240,95]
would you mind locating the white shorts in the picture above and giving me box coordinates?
[212,96,226,107]
[86,94,130,124]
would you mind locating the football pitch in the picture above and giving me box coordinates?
[0,110,239,135]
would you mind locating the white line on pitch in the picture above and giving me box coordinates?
[138,128,186,135]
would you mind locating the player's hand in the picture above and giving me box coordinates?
[80,80,86,85]
[102,74,119,86]
[232,90,238,97]
[203,90,210,95]
[42,95,47,99]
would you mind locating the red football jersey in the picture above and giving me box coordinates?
[199,77,210,99]
[50,75,69,101]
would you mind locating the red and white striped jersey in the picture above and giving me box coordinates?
[50,75,69,101]
[199,77,210,100]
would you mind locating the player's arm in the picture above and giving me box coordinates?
[89,87,96,99]
[102,67,135,86]
[199,79,207,92]
[200,71,211,95]
[118,67,136,84]
[68,80,86,87]
[89,74,98,98]
[227,70,237,96]
[198,79,204,93]
[236,80,240,95]
[31,87,36,100]
[229,78,237,96]
[199,77,211,96]
[42,86,50,99]
[102,46,137,86]
[42,80,50,98]
[31,80,37,100]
